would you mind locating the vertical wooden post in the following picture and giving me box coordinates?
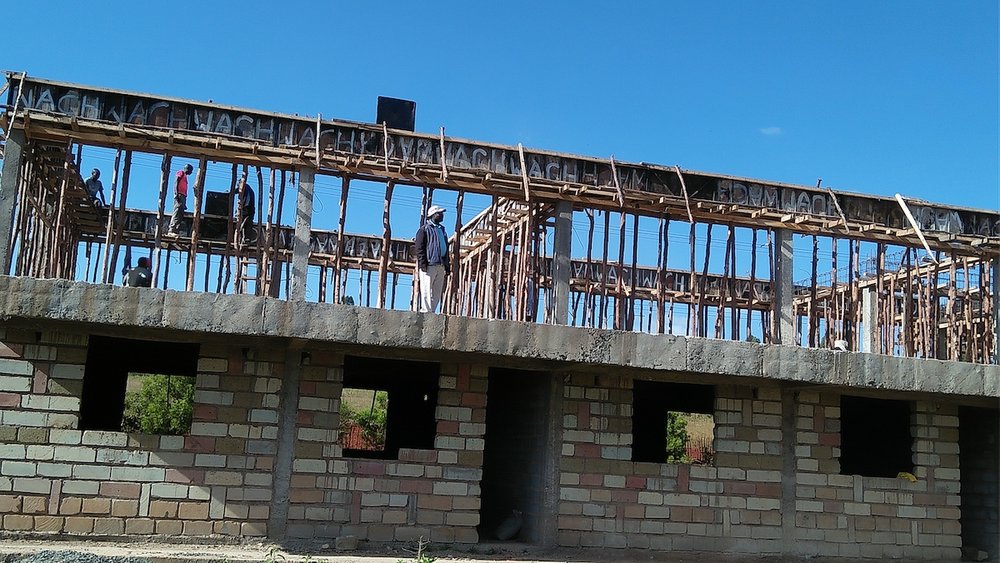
[99,148,122,283]
[151,153,172,288]
[186,157,207,292]
[333,176,350,304]
[376,181,395,309]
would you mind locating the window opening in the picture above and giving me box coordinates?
[840,395,913,477]
[80,336,199,433]
[340,356,438,459]
[632,381,715,464]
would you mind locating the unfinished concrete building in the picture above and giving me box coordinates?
[0,72,997,560]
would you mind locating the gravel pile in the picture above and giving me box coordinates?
[4,551,153,563]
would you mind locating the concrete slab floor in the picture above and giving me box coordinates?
[0,539,954,563]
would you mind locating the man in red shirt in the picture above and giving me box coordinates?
[168,164,194,235]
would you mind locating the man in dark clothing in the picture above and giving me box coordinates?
[124,257,152,287]
[237,176,256,245]
[84,168,106,207]
[413,205,450,313]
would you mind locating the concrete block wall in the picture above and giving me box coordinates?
[793,392,961,560]
[0,331,278,538]
[557,375,784,554]
[286,361,486,544]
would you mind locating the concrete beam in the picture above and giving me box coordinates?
[772,229,795,345]
[0,276,995,399]
[0,130,25,273]
[290,168,315,301]
[550,202,573,325]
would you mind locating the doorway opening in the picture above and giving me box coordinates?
[479,368,553,544]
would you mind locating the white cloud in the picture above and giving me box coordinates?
[759,126,782,136]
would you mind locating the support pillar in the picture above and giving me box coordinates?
[267,343,304,540]
[993,258,999,364]
[290,168,314,302]
[862,287,878,353]
[772,229,795,344]
[0,129,26,273]
[551,202,573,325]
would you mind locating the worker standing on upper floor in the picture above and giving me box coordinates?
[167,164,193,235]
[414,205,450,313]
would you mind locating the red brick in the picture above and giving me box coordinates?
[184,436,216,452]
[193,405,217,421]
[461,392,486,408]
[165,468,204,484]
[575,443,600,458]
[100,482,141,498]
[400,480,433,494]
[726,481,756,495]
[297,412,313,425]
[626,475,646,489]
[0,343,24,357]
[677,464,690,492]
[580,473,602,486]
[0,393,19,407]
[437,421,459,435]
[32,368,48,394]
[756,484,781,497]
[351,461,386,476]
[611,490,637,503]
[818,432,840,447]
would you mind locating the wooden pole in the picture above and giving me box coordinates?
[333,176,351,304]
[447,190,464,314]
[746,229,758,340]
[185,157,207,292]
[219,164,238,294]
[376,181,394,309]
[262,168,277,296]
[696,225,713,338]
[808,235,819,347]
[151,153,172,288]
[688,222,698,337]
[268,170,288,297]
[947,253,958,360]
[99,148,122,282]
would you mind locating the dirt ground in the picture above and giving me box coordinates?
[0,538,904,563]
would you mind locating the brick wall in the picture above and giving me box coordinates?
[0,330,278,538]
[793,393,961,560]
[557,375,784,553]
[556,374,965,560]
[286,361,487,544]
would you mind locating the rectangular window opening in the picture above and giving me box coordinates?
[633,381,715,464]
[122,373,196,435]
[840,395,913,477]
[340,356,439,460]
[80,336,199,433]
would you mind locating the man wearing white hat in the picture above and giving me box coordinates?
[414,205,450,313]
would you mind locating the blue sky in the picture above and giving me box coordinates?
[4,1,997,211]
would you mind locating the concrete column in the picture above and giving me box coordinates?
[551,202,573,325]
[862,287,878,353]
[779,388,798,554]
[290,168,315,301]
[772,229,795,344]
[0,129,26,273]
[268,343,304,540]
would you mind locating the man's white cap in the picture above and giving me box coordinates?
[426,205,446,217]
